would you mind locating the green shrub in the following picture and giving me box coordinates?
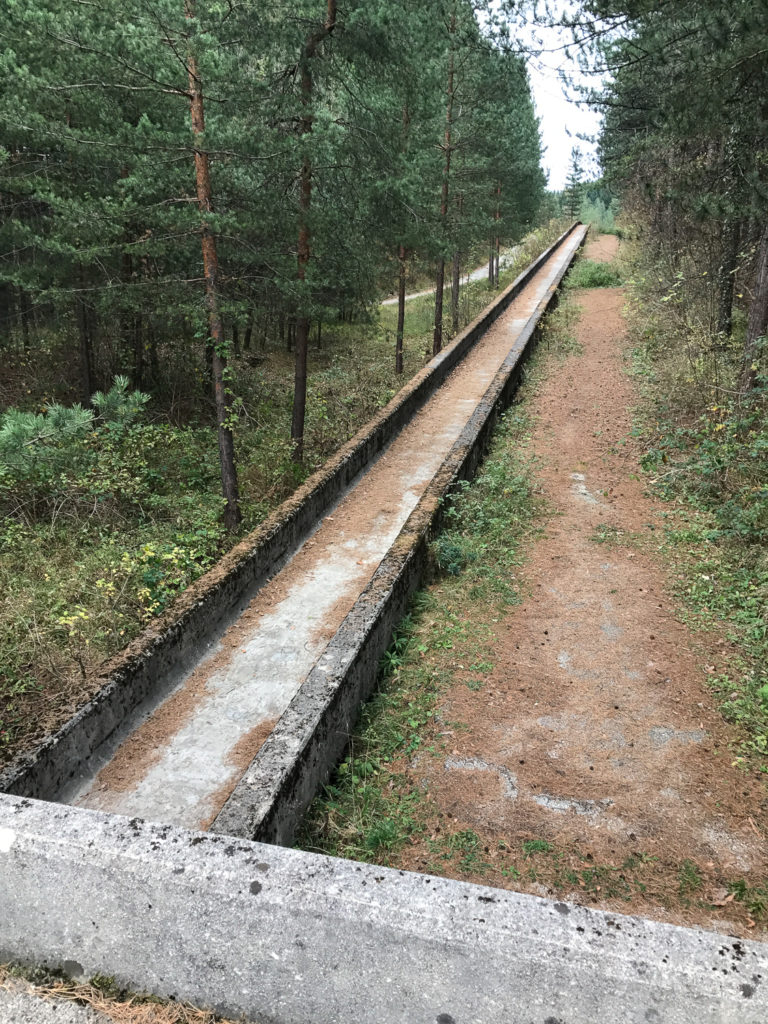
[0,377,153,522]
[567,259,623,289]
[642,392,768,545]
[433,536,471,576]
[580,196,620,234]
[91,375,149,426]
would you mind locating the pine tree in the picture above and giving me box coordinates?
[563,148,584,221]
[573,0,768,396]
[184,0,240,529]
[0,0,547,496]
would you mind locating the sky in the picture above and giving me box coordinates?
[511,4,605,191]
[527,45,602,190]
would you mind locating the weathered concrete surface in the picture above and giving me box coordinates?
[0,796,765,1024]
[211,229,587,844]
[0,226,580,807]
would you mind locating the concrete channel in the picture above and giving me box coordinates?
[1,223,766,1023]
[0,223,584,826]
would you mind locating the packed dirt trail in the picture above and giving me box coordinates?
[401,234,768,936]
[67,228,585,831]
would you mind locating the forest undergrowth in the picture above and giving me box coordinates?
[0,222,566,766]
[623,240,768,769]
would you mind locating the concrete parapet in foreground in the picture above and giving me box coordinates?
[1,796,765,1024]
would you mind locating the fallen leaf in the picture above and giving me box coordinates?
[711,891,735,908]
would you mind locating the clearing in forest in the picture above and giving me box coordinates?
[301,233,768,938]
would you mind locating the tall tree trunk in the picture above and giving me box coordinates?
[396,243,406,374]
[0,284,15,346]
[138,253,153,386]
[717,218,739,338]
[433,257,446,356]
[186,0,240,531]
[494,182,501,287]
[74,287,93,405]
[291,315,308,453]
[395,104,410,376]
[121,254,144,389]
[739,223,768,399]
[18,286,31,351]
[243,309,254,351]
[290,0,338,463]
[488,240,494,285]
[120,203,135,364]
[432,8,456,357]
[147,320,159,385]
[451,250,460,333]
[132,316,144,390]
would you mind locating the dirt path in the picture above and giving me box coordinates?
[399,234,768,936]
[69,229,585,830]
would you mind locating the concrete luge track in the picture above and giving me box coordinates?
[3,222,764,1024]
[67,226,585,831]
[0,224,580,810]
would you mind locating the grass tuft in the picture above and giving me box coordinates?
[567,258,623,289]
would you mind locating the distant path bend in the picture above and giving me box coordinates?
[380,247,520,306]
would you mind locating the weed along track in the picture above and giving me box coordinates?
[1,226,586,833]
